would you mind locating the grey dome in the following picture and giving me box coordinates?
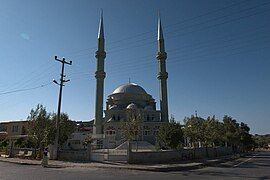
[126,103,138,110]
[112,83,147,95]
[109,105,119,110]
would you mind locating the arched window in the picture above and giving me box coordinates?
[106,126,116,136]
[143,126,150,136]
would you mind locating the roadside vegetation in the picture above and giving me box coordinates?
[0,104,76,158]
[253,134,270,149]
[158,115,255,152]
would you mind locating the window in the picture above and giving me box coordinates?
[12,125,19,132]
[143,126,150,136]
[21,126,26,135]
[0,125,7,131]
[143,130,150,136]
[153,126,160,136]
[106,126,116,136]
[106,130,116,135]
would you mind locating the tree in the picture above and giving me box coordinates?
[120,111,143,152]
[83,135,93,148]
[223,115,240,150]
[204,116,224,147]
[157,121,184,150]
[253,134,270,149]
[49,113,76,147]
[0,139,9,148]
[183,115,205,147]
[239,122,254,151]
[27,104,76,150]
[121,110,143,141]
[14,137,24,147]
[27,104,51,150]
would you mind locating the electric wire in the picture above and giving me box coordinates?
[0,82,53,96]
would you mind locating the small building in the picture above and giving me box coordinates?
[65,120,93,150]
[0,120,28,140]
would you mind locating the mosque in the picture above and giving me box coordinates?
[92,13,169,149]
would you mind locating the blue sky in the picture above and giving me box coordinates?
[0,0,269,134]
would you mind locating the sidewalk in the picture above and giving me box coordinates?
[0,154,240,172]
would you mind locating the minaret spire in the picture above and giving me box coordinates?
[156,14,169,122]
[98,9,104,39]
[94,10,106,138]
[157,14,164,41]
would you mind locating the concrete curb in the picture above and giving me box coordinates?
[0,154,241,172]
[82,162,204,172]
[0,157,204,171]
[0,158,40,166]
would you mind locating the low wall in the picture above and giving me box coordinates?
[59,149,90,162]
[91,149,128,162]
[129,146,233,164]
[91,153,105,162]
[8,148,36,157]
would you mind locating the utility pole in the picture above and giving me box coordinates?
[52,55,72,160]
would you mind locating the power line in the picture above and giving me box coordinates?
[1,62,56,92]
[0,82,53,96]
[106,5,270,55]
[105,37,270,76]
[65,3,270,62]
[66,26,269,80]
[108,44,270,77]
[104,26,269,69]
[164,1,270,37]
[64,0,251,57]
[78,24,268,72]
[67,39,270,79]
[1,3,267,95]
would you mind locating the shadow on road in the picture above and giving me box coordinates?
[167,152,270,179]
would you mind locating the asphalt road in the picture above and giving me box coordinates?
[0,151,269,180]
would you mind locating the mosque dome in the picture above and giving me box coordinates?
[126,103,138,110]
[109,105,119,110]
[112,83,147,95]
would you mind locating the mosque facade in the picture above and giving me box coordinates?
[92,13,169,149]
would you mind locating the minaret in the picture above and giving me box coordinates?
[156,15,169,122]
[94,11,106,135]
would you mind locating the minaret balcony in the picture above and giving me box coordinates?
[157,72,168,80]
[95,50,106,59]
[95,70,106,79]
[156,52,167,60]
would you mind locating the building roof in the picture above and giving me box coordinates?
[112,83,147,95]
[0,120,28,124]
